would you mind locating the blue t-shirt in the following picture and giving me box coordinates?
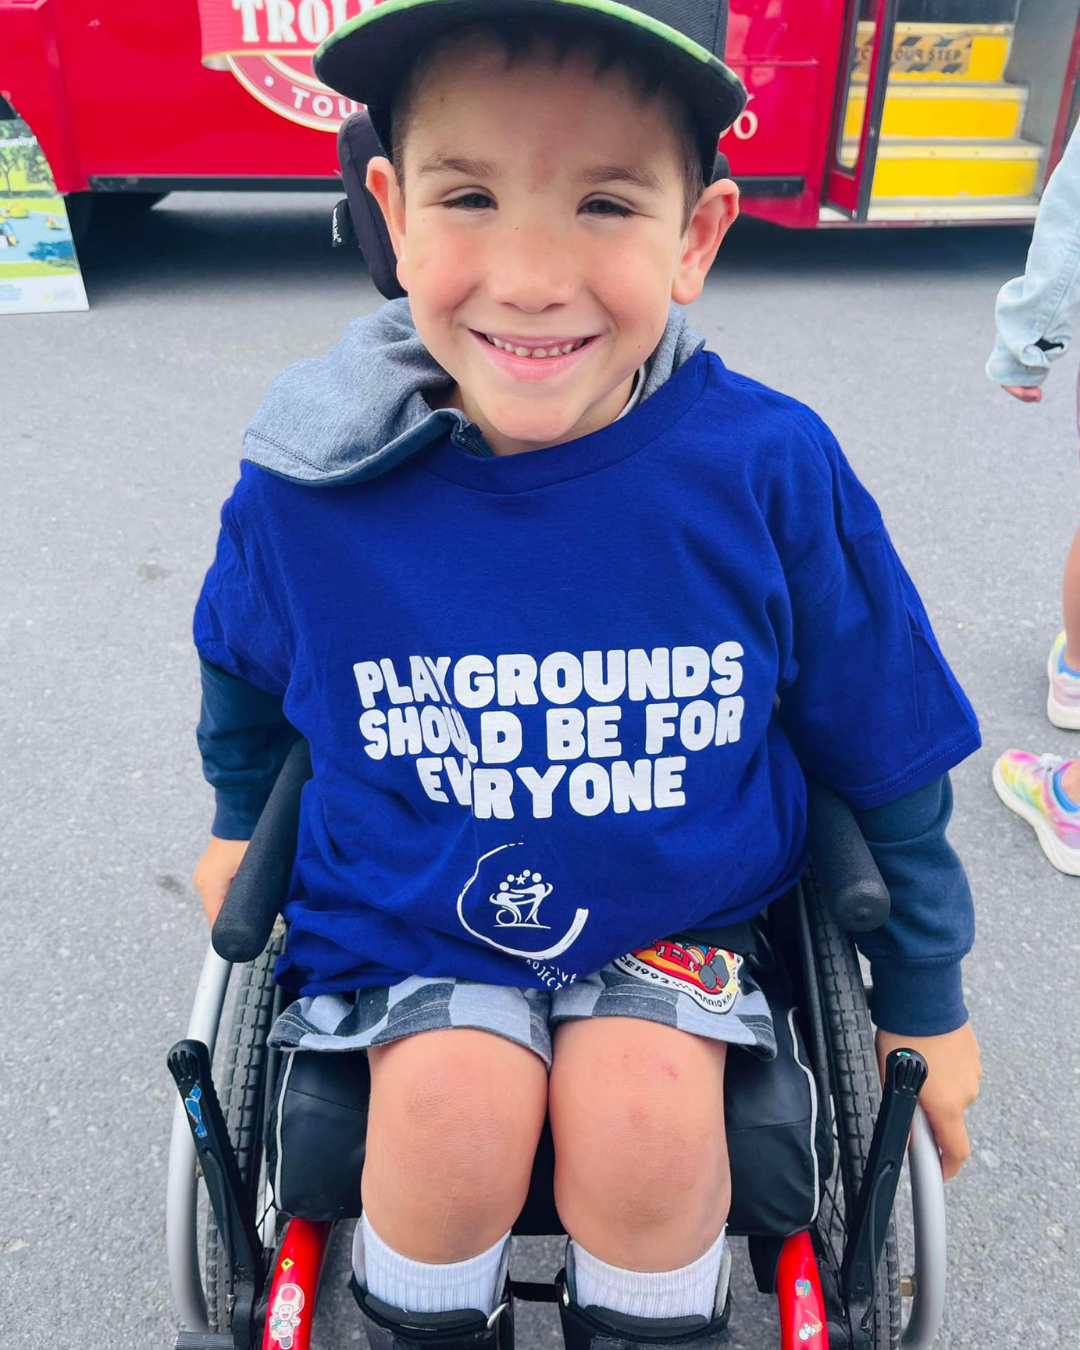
[194,350,980,996]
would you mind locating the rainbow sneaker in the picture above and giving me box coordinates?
[993,750,1080,876]
[1047,632,1080,729]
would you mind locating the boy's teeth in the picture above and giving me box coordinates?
[487,335,586,358]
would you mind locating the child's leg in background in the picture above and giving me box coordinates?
[1057,527,1080,799]
[995,375,1080,860]
[1051,365,1080,788]
[358,1028,547,1311]
[549,1018,730,1322]
[1065,373,1080,790]
[1061,525,1080,673]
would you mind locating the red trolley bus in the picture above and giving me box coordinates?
[2,0,1079,230]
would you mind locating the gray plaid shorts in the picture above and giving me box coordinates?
[268,931,777,1068]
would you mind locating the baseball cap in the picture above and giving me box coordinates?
[313,0,747,173]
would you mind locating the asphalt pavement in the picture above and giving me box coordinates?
[2,192,1078,1349]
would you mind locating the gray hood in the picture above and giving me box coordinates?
[243,299,706,486]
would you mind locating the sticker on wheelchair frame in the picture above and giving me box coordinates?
[794,1278,812,1298]
[798,1321,823,1341]
[268,1283,305,1349]
[183,1084,207,1139]
[280,1257,294,1271]
[613,941,743,1013]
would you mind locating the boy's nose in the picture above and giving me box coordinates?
[484,222,578,312]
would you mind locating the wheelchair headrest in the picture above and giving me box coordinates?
[336,111,407,301]
[333,110,732,303]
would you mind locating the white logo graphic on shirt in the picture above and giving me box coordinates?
[457,843,588,959]
[492,871,553,927]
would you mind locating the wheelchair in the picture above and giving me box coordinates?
[167,739,948,1350]
[167,109,948,1350]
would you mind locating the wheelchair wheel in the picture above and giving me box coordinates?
[204,928,285,1330]
[804,877,902,1350]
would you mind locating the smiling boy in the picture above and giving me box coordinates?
[192,4,982,1348]
[366,25,727,457]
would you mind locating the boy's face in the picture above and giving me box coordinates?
[367,37,738,457]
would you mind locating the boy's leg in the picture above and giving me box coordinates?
[363,1026,547,1260]
[355,1026,546,1330]
[549,1017,731,1325]
[269,977,551,1328]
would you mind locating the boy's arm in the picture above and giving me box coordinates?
[193,657,300,926]
[768,416,982,1175]
[850,776,982,1180]
[192,475,298,925]
[197,656,300,840]
[852,776,971,1037]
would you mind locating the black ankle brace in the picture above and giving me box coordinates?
[557,1275,731,1350]
[351,1278,514,1350]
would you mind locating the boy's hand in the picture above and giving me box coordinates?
[193,836,251,928]
[875,1022,981,1181]
[1002,384,1042,403]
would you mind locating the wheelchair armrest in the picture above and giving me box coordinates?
[212,738,313,963]
[805,779,890,932]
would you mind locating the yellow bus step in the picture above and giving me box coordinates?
[840,138,1042,200]
[845,82,1027,141]
[854,22,1012,83]
[861,195,1040,222]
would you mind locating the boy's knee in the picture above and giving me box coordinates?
[554,1106,731,1236]
[550,1024,731,1240]
[361,1030,546,1259]
[368,1029,547,1196]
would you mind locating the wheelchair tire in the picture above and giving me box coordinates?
[204,929,284,1331]
[804,878,902,1350]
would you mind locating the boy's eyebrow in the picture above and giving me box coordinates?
[416,155,497,179]
[580,164,664,193]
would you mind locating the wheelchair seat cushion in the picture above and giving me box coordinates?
[266,982,830,1238]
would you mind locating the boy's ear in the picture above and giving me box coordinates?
[365,155,410,292]
[671,178,740,307]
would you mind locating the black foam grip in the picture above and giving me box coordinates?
[805,780,891,933]
[212,738,313,963]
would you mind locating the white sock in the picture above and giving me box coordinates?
[567,1228,728,1321]
[353,1214,511,1315]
